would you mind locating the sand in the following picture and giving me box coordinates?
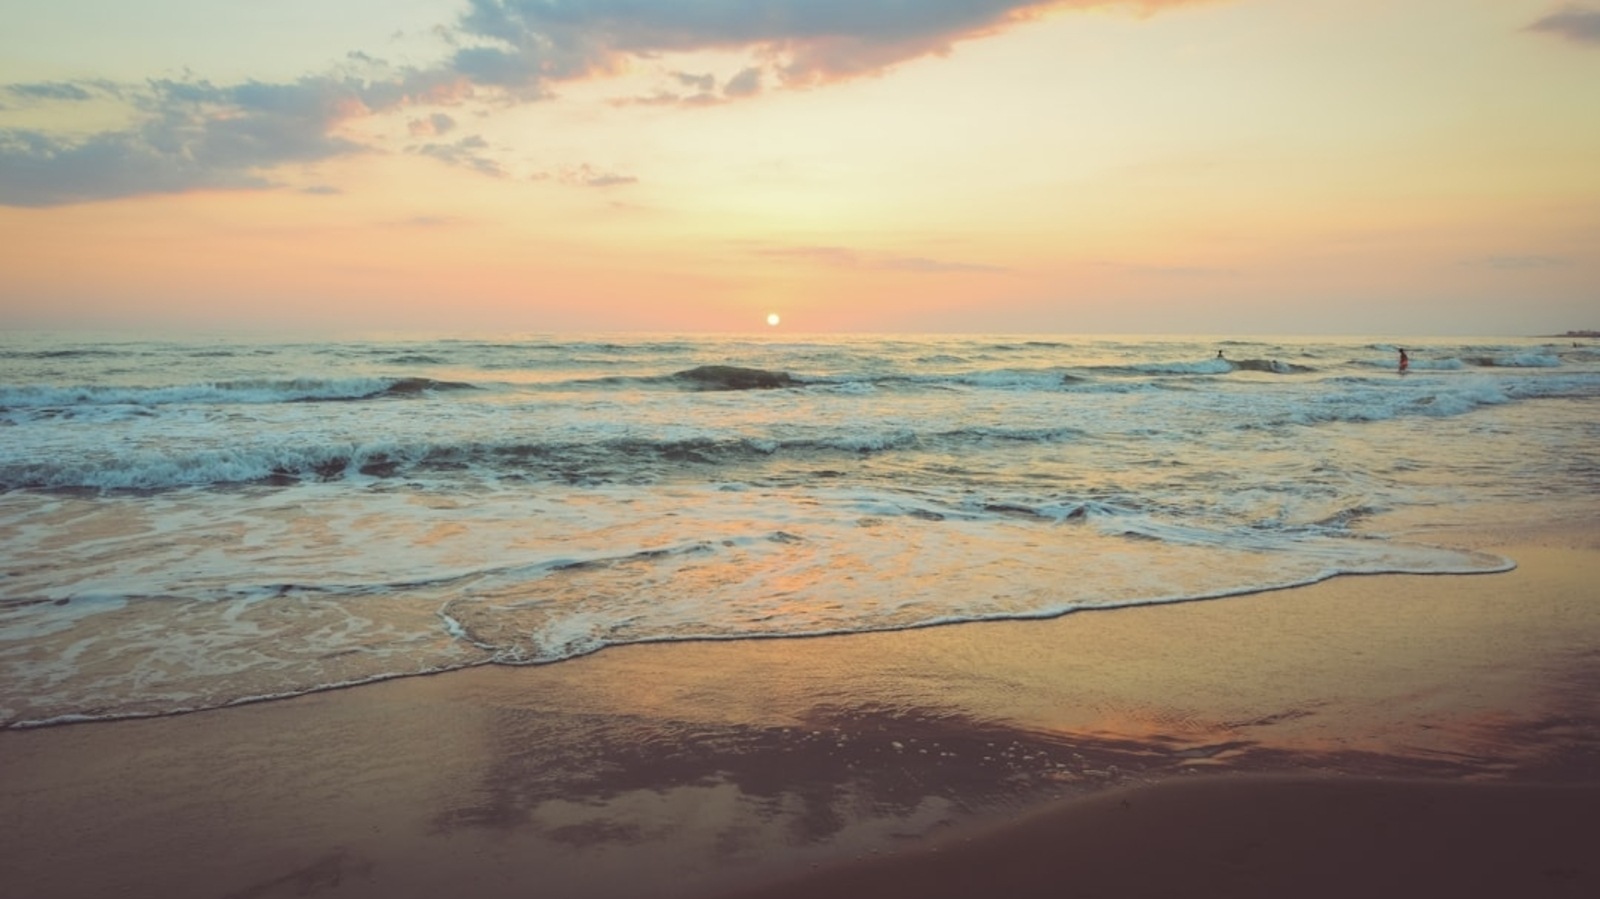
[721,776,1600,899]
[1,525,1597,898]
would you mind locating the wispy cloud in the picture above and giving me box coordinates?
[407,112,458,137]
[409,134,506,178]
[6,82,95,102]
[534,163,638,187]
[1527,5,1600,44]
[388,214,463,228]
[614,66,766,107]
[1473,254,1572,270]
[757,244,1004,273]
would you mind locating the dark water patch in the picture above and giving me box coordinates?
[1230,358,1314,374]
[288,377,479,401]
[673,365,798,390]
[357,455,402,477]
[372,376,477,397]
[550,542,715,574]
[983,503,1049,520]
[14,348,130,360]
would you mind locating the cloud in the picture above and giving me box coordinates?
[1527,5,1600,44]
[450,1,1210,90]
[409,134,507,177]
[6,81,95,102]
[407,112,458,137]
[0,128,271,206]
[615,64,764,107]
[300,184,343,195]
[673,71,717,92]
[724,67,764,98]
[535,163,638,186]
[451,0,1055,88]
[0,74,399,206]
[757,244,1003,273]
[1,0,1208,206]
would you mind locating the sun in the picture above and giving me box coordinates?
[766,312,781,327]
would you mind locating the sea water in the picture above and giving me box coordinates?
[2,333,1597,727]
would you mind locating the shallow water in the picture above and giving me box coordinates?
[2,333,1597,726]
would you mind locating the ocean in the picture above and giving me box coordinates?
[3,333,1597,728]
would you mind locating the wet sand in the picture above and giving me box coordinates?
[1,527,1597,898]
[721,776,1600,899]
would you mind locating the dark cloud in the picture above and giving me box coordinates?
[450,1,1209,87]
[452,0,1056,87]
[1528,6,1600,44]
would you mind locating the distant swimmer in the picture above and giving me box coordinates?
[1217,350,1225,359]
[1398,348,1409,374]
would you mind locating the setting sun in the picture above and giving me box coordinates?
[767,313,780,327]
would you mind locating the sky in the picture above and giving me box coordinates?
[1,0,1597,335]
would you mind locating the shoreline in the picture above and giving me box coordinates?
[2,545,1518,734]
[1,526,1596,898]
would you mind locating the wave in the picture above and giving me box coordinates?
[1130,358,1234,375]
[12,348,131,360]
[1228,358,1314,374]
[0,425,1089,491]
[1089,358,1313,377]
[1362,352,1561,371]
[0,376,476,410]
[1465,353,1562,368]
[2,537,1513,730]
[672,365,798,390]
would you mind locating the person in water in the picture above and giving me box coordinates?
[1398,348,1409,373]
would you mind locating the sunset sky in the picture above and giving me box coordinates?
[2,0,1596,335]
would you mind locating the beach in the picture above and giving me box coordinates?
[2,522,1596,898]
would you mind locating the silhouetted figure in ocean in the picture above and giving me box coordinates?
[1217,350,1224,359]
[1398,348,1409,373]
